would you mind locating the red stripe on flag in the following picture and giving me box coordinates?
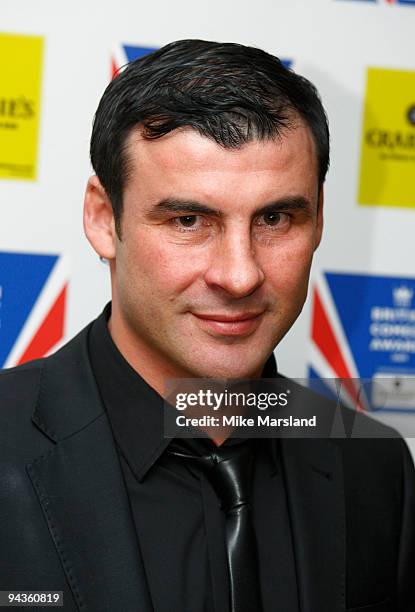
[311,287,365,411]
[312,287,352,378]
[111,57,119,80]
[17,284,67,365]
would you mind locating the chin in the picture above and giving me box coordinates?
[187,356,264,380]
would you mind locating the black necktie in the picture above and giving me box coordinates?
[168,441,263,612]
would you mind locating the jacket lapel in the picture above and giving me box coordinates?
[27,325,154,612]
[280,438,346,612]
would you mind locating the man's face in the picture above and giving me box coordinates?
[107,123,323,380]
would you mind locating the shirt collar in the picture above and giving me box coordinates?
[88,302,279,482]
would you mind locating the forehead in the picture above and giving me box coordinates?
[127,121,316,171]
[123,123,318,217]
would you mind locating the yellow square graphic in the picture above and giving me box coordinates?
[358,67,415,209]
[0,33,44,181]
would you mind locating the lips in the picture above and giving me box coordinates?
[191,311,264,336]
[193,312,263,322]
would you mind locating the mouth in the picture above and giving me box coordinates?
[191,311,265,337]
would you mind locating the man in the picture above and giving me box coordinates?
[0,40,414,612]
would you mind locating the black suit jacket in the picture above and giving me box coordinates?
[0,321,414,612]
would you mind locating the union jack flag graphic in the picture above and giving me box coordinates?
[111,44,158,79]
[0,252,68,368]
[111,43,292,79]
[339,0,415,5]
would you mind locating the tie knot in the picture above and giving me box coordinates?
[200,444,255,514]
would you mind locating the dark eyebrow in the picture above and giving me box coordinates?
[148,199,221,218]
[255,196,313,217]
[147,196,313,219]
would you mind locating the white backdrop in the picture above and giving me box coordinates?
[2,0,415,449]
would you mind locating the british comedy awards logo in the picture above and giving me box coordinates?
[358,67,415,208]
[0,251,68,368]
[309,272,415,412]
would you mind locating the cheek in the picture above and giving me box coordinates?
[263,237,314,297]
[119,230,203,298]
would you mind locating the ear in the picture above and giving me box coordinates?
[83,175,117,260]
[313,186,324,251]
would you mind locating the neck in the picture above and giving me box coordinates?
[108,310,194,399]
[107,307,267,445]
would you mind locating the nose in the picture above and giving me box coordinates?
[203,227,265,298]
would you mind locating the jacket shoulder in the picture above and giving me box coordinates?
[0,361,47,466]
[0,322,94,451]
[0,360,43,422]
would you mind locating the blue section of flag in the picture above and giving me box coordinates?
[0,252,57,367]
[398,0,415,5]
[123,45,158,63]
[325,272,375,379]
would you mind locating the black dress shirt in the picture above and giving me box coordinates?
[88,304,299,612]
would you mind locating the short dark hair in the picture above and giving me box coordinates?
[90,39,330,237]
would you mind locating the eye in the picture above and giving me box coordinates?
[255,211,290,228]
[177,215,198,227]
[263,212,282,226]
[170,215,209,232]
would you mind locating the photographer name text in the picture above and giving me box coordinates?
[175,414,317,428]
